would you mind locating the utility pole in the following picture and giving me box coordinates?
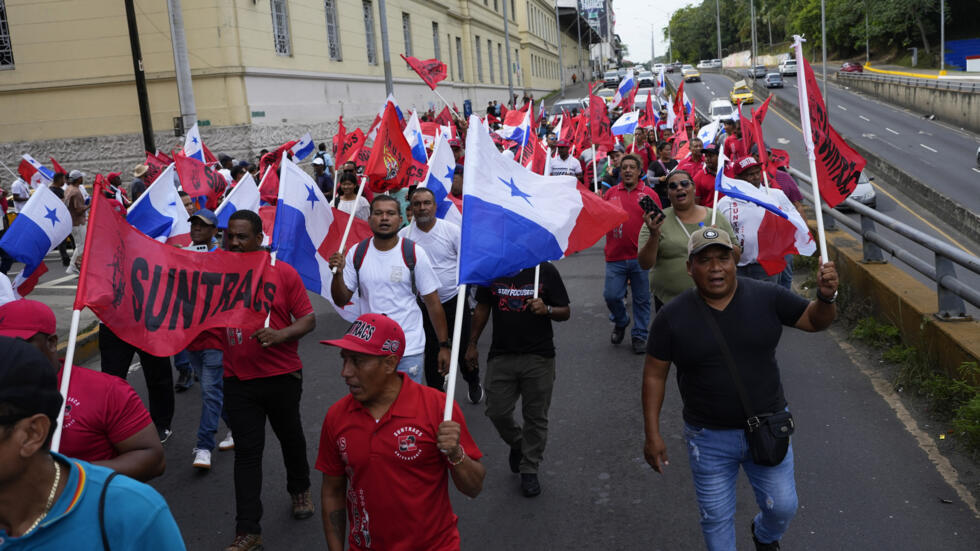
[821,0,828,107]
[124,0,155,152]
[715,0,722,61]
[167,0,196,133]
[378,0,394,96]
[940,0,945,72]
[555,2,565,97]
[650,23,655,65]
[865,1,869,64]
[503,0,514,102]
[749,0,756,67]
[576,3,583,80]
[667,24,671,63]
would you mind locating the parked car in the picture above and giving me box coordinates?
[835,172,877,210]
[708,98,738,122]
[637,71,656,88]
[778,58,797,76]
[548,98,586,115]
[653,63,665,73]
[750,65,767,79]
[711,58,723,68]
[603,70,620,87]
[697,59,711,69]
[730,80,754,104]
[665,63,675,73]
[841,62,864,73]
[634,87,656,102]
[764,73,784,88]
[682,66,701,82]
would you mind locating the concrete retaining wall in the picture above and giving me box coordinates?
[836,73,980,134]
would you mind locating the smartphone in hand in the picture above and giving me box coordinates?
[638,195,664,221]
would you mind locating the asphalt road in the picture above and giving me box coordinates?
[663,71,980,318]
[71,243,979,550]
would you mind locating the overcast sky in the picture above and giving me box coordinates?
[614,0,697,63]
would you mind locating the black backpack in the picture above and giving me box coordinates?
[352,237,418,296]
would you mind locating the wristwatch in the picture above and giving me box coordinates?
[439,340,451,349]
[816,289,838,304]
[546,305,553,316]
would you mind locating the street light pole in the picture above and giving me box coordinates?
[716,0,722,61]
[865,1,869,65]
[124,0,155,152]
[821,0,828,107]
[378,0,394,96]
[576,4,583,80]
[503,0,514,103]
[555,1,565,98]
[749,0,756,67]
[167,0,196,132]
[940,0,945,72]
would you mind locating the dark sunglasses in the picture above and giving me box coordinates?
[668,180,693,190]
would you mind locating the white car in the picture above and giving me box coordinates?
[835,172,877,210]
[708,98,738,122]
[653,63,665,73]
[779,59,797,76]
[711,58,722,68]
[697,60,711,69]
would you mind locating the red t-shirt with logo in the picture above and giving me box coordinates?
[58,366,153,462]
[221,260,314,380]
[694,167,722,207]
[316,374,483,551]
[602,183,662,262]
[676,156,705,180]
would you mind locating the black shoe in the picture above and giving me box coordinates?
[751,521,780,550]
[61,257,71,267]
[508,447,522,474]
[611,324,627,345]
[174,370,194,392]
[467,379,485,404]
[631,338,647,355]
[520,473,541,497]
[158,428,173,444]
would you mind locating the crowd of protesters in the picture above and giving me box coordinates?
[0,77,839,551]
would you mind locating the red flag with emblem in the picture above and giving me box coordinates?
[364,102,426,192]
[144,154,167,185]
[336,129,366,167]
[400,54,448,90]
[751,95,772,169]
[174,151,226,210]
[588,84,615,150]
[641,90,655,127]
[672,80,686,135]
[332,116,347,156]
[435,106,453,126]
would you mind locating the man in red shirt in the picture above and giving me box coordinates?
[221,210,317,551]
[694,143,722,207]
[677,137,705,180]
[317,313,485,551]
[722,119,746,160]
[602,154,661,354]
[0,299,164,482]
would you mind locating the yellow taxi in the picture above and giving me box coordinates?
[681,65,701,82]
[595,88,616,105]
[729,80,754,104]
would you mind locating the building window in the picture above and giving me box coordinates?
[271,0,291,56]
[363,1,377,65]
[475,36,483,82]
[511,0,515,21]
[456,36,464,81]
[494,0,498,11]
[497,43,503,84]
[488,39,494,83]
[447,33,453,80]
[432,23,440,61]
[402,13,412,57]
[0,0,13,69]
[324,0,342,60]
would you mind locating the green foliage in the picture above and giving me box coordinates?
[922,374,976,420]
[952,395,980,455]
[883,345,914,365]
[850,317,900,348]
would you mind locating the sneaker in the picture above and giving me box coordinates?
[520,473,542,497]
[467,379,485,404]
[158,428,173,444]
[751,521,780,550]
[508,447,522,474]
[174,370,194,392]
[192,449,211,470]
[224,533,263,551]
[611,324,627,345]
[631,338,647,355]
[65,265,79,275]
[218,431,235,451]
[291,489,315,520]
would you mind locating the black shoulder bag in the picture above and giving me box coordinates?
[697,296,795,467]
[100,471,121,550]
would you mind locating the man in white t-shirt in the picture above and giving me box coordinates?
[10,178,30,213]
[329,195,451,384]
[549,140,582,179]
[398,188,483,403]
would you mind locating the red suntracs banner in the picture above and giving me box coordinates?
[174,151,226,210]
[364,102,425,193]
[401,54,448,90]
[336,129,366,167]
[74,193,273,357]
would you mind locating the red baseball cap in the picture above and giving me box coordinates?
[0,299,56,339]
[320,313,406,359]
[556,139,571,148]
[734,156,761,176]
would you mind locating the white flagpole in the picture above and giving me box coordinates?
[591,145,599,193]
[442,283,467,421]
[793,35,829,264]
[331,176,367,274]
[433,89,461,119]
[50,309,80,452]
[533,265,541,299]
[0,159,22,181]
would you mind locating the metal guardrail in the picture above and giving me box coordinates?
[788,166,980,320]
[838,71,980,93]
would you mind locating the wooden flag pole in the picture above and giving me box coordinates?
[331,176,367,274]
[442,283,468,421]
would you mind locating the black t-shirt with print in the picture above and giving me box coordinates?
[475,262,570,359]
[648,277,809,429]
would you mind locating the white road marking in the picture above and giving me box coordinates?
[37,274,78,288]
[920,143,937,153]
[837,105,847,111]
[858,115,870,122]
[885,127,900,135]
[777,137,790,144]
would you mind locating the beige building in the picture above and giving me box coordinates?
[0,0,597,173]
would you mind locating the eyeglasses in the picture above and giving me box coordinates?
[667,180,693,190]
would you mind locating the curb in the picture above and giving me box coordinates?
[57,322,100,365]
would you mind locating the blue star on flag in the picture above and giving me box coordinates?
[305,185,319,210]
[498,177,533,206]
[443,165,455,181]
[43,206,60,227]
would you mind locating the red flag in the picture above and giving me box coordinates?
[672,80,686,135]
[73,193,273,357]
[434,106,453,126]
[260,141,298,177]
[524,138,548,175]
[400,54,448,90]
[739,105,757,161]
[174,151,226,210]
[750,96,772,169]
[621,84,639,113]
[364,103,425,193]
[258,166,280,205]
[800,57,866,207]
[499,104,508,121]
[588,84,615,150]
[332,116,347,156]
[769,148,791,170]
[50,157,67,175]
[756,210,807,275]
[201,142,218,165]
[641,91,655,127]
[572,113,591,156]
[155,150,173,164]
[336,129,366,167]
[144,154,167,185]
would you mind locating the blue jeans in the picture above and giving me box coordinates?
[186,349,229,451]
[603,259,651,340]
[397,352,424,384]
[173,349,192,375]
[683,423,798,550]
[778,254,794,290]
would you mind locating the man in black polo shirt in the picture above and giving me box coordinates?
[465,263,570,498]
[642,227,838,551]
